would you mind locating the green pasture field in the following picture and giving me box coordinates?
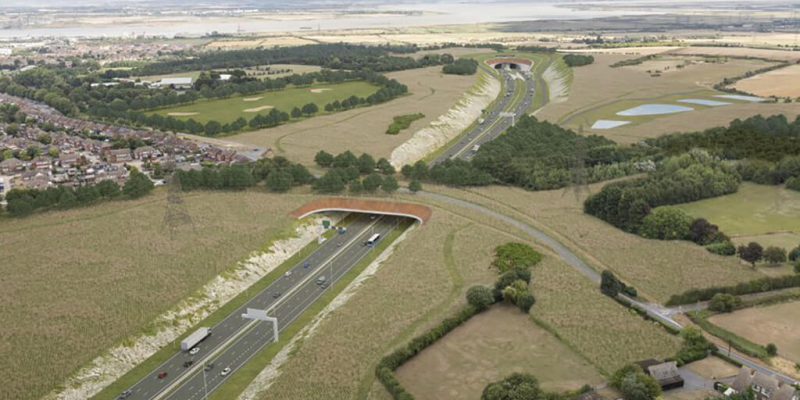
[674,183,800,249]
[152,81,380,124]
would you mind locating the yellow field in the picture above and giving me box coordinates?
[395,306,604,400]
[226,66,477,165]
[0,189,308,400]
[537,53,800,144]
[734,64,800,98]
[709,301,800,363]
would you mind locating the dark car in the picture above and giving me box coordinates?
[183,360,194,368]
[158,371,168,379]
[204,363,215,371]
[273,292,281,299]
[116,389,133,399]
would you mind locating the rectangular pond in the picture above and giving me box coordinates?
[591,120,631,130]
[714,94,765,102]
[677,99,731,107]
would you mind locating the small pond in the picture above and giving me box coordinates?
[678,99,731,107]
[714,94,765,102]
[591,120,631,130]
[616,104,694,116]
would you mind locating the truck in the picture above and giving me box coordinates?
[181,327,211,351]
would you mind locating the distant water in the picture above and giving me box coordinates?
[591,120,631,130]
[0,2,654,39]
[616,104,694,116]
[678,99,731,107]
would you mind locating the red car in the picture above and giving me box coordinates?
[158,371,168,379]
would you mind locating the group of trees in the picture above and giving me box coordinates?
[584,150,739,238]
[610,364,662,400]
[468,242,542,313]
[442,58,479,75]
[736,242,794,267]
[562,54,595,67]
[666,274,800,305]
[482,373,568,400]
[674,327,717,365]
[600,270,638,298]
[4,169,152,217]
[313,150,398,194]
[174,157,312,193]
[430,116,648,189]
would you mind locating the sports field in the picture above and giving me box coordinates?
[395,306,604,400]
[708,301,800,363]
[674,183,800,249]
[153,80,380,124]
[0,189,308,400]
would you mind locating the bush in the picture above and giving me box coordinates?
[706,241,736,256]
[622,286,638,298]
[786,176,800,191]
[789,245,800,261]
[515,292,536,313]
[562,54,594,67]
[492,242,543,273]
[408,179,422,193]
[675,326,717,365]
[482,373,544,400]
[466,286,495,311]
[601,270,623,297]
[708,293,741,313]
[766,343,778,356]
[123,169,154,199]
[763,246,787,264]
[611,364,662,400]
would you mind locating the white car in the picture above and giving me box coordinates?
[189,347,199,355]
[284,271,292,277]
[220,367,231,376]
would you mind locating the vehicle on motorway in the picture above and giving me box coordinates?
[478,118,485,125]
[273,292,281,298]
[303,261,311,268]
[316,276,327,285]
[158,371,168,379]
[182,360,194,368]
[116,389,133,399]
[320,281,329,289]
[204,363,214,371]
[285,270,292,277]
[471,144,481,153]
[220,367,231,376]
[181,327,211,351]
[365,233,381,247]
[189,347,199,355]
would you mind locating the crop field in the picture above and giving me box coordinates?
[427,184,763,303]
[733,64,800,98]
[153,80,379,124]
[708,301,800,363]
[537,52,800,144]
[674,183,800,249]
[395,306,604,400]
[226,66,477,166]
[0,189,309,400]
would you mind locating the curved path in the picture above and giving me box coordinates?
[415,189,798,386]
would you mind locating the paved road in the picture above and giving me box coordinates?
[434,65,535,163]
[416,189,799,386]
[118,214,399,400]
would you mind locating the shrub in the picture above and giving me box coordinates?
[466,286,495,311]
[562,54,595,67]
[763,246,787,264]
[408,179,422,193]
[786,176,800,191]
[492,242,543,273]
[675,326,717,365]
[482,373,543,400]
[766,343,778,356]
[709,293,741,313]
[789,245,800,261]
[515,292,536,313]
[601,270,623,297]
[622,286,638,298]
[611,364,662,400]
[706,241,736,256]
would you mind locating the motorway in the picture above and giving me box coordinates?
[120,214,400,400]
[434,63,536,163]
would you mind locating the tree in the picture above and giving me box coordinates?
[601,270,623,297]
[381,176,399,193]
[789,245,800,262]
[689,218,720,245]
[265,170,293,192]
[301,102,319,115]
[291,107,302,118]
[466,285,495,311]
[314,150,334,167]
[611,365,661,400]
[332,150,358,169]
[357,153,376,174]
[709,293,741,313]
[766,343,778,356]
[408,179,422,193]
[362,173,383,192]
[348,179,363,193]
[204,120,222,136]
[123,169,154,199]
[313,170,345,193]
[640,207,693,240]
[482,373,542,400]
[738,242,764,268]
[376,158,395,175]
[763,246,787,264]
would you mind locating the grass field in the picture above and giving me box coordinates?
[708,301,800,363]
[537,52,800,144]
[733,64,800,98]
[395,306,604,400]
[427,183,763,303]
[0,189,309,400]
[674,183,800,249]
[153,80,379,124]
[226,66,477,166]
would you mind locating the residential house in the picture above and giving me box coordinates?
[107,148,132,164]
[133,146,157,160]
[636,359,684,390]
[59,152,79,168]
[731,367,798,400]
[0,158,24,174]
[31,157,52,171]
